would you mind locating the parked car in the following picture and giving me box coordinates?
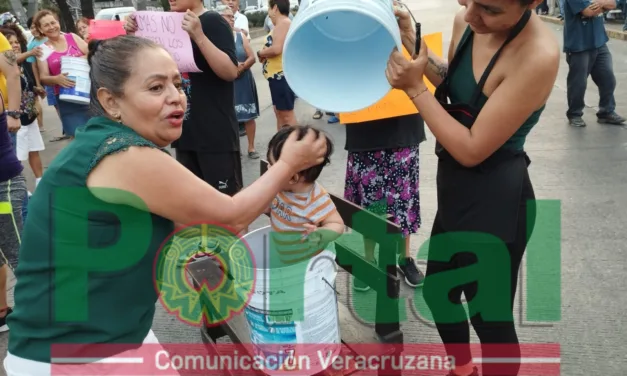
[244,5,258,14]
[95,7,136,21]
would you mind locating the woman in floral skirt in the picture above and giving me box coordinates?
[343,113,426,291]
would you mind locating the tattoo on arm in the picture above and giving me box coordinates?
[428,56,448,79]
[2,50,17,66]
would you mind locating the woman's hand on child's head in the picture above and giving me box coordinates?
[279,129,328,173]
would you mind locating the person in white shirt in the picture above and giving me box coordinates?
[222,0,250,39]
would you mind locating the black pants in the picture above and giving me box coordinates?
[175,150,243,196]
[566,44,616,119]
[425,169,536,376]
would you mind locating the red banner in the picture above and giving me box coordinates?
[50,343,560,375]
[88,20,126,40]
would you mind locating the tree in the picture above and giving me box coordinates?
[50,0,77,32]
[80,0,93,18]
[0,0,11,13]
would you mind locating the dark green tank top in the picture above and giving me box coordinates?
[448,28,544,151]
[8,116,175,362]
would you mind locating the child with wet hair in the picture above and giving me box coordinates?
[266,125,344,265]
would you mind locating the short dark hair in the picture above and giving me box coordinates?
[0,28,17,42]
[267,125,334,183]
[269,0,290,15]
[87,36,162,116]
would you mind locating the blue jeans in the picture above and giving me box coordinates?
[559,0,565,17]
[566,44,616,118]
[9,132,29,224]
[56,96,91,137]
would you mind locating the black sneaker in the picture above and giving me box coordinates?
[568,117,586,127]
[446,366,479,376]
[0,308,13,332]
[352,258,377,292]
[597,112,626,125]
[397,257,424,287]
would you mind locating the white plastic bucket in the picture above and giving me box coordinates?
[229,226,341,375]
[283,0,402,113]
[59,56,91,105]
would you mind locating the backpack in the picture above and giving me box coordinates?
[19,63,38,125]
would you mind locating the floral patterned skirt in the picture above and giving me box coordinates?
[344,146,421,237]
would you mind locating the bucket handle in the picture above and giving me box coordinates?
[321,277,340,296]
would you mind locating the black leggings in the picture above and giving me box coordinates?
[424,172,536,376]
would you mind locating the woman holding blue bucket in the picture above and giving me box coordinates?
[34,9,91,140]
[386,3,559,376]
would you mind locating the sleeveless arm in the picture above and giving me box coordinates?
[259,18,288,59]
[87,132,167,175]
[86,141,298,233]
[192,12,238,81]
[409,40,560,167]
[71,33,89,56]
[424,9,465,88]
[36,55,57,87]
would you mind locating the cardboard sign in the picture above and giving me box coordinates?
[134,11,201,73]
[339,32,443,124]
[88,20,126,40]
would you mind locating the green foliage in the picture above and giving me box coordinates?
[246,10,267,28]
[246,6,298,28]
[41,0,61,16]
[0,0,10,14]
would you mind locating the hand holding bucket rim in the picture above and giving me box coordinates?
[385,39,429,96]
[386,5,429,96]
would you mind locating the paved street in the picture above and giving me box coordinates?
[3,1,627,374]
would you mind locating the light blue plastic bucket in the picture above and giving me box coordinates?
[283,0,402,113]
[59,56,91,105]
[229,226,341,375]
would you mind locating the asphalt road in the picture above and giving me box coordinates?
[3,1,627,375]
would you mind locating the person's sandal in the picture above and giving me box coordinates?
[50,135,71,142]
[313,110,323,120]
[248,151,260,159]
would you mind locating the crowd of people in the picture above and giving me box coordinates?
[0,0,572,375]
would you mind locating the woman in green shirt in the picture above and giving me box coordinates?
[4,35,328,375]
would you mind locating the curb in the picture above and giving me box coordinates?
[250,28,266,39]
[539,14,627,41]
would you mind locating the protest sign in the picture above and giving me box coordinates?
[134,11,201,73]
[339,32,443,124]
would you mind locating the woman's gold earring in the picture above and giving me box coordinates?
[115,114,122,123]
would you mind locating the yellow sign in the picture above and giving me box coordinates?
[339,32,443,124]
